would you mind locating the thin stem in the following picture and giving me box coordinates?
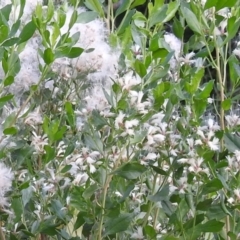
[0,224,5,240]
[98,175,111,240]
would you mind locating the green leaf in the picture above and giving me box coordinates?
[196,199,213,211]
[149,4,167,28]
[196,219,224,232]
[173,18,184,39]
[43,48,54,64]
[65,47,84,58]
[103,213,134,236]
[144,225,157,238]
[3,75,14,86]
[77,11,98,23]
[129,130,147,144]
[181,6,202,35]
[148,185,169,202]
[224,133,240,152]
[43,145,55,163]
[223,16,240,45]
[51,22,61,46]
[117,9,135,35]
[115,0,132,17]
[9,20,21,38]
[216,0,237,11]
[18,20,36,44]
[12,197,23,222]
[111,162,147,180]
[201,178,223,195]
[51,200,66,221]
[74,212,88,230]
[163,1,180,23]
[221,98,231,110]
[68,9,78,30]
[84,0,105,18]
[197,80,214,99]
[131,0,146,8]
[82,184,99,199]
[0,25,9,44]
[193,98,207,120]
[185,68,204,94]
[57,9,66,28]
[65,101,75,127]
[17,0,26,20]
[204,0,218,9]
[84,134,103,153]
[149,165,167,175]
[1,37,19,46]
[1,4,12,21]
[117,99,128,110]
[134,59,147,77]
[46,0,54,21]
[0,94,13,103]
[3,126,17,135]
[229,55,240,85]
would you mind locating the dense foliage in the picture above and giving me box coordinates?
[0,0,240,239]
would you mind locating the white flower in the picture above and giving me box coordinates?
[188,157,209,174]
[125,119,139,129]
[234,150,240,162]
[234,189,240,202]
[164,33,182,59]
[0,163,13,207]
[31,132,48,154]
[118,71,141,91]
[24,108,43,127]
[233,48,240,58]
[225,114,240,127]
[177,177,188,194]
[208,137,219,151]
[228,197,234,204]
[131,227,144,239]
[73,173,89,185]
[115,112,125,129]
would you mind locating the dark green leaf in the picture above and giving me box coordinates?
[196,199,213,211]
[0,25,9,44]
[0,94,13,102]
[201,178,223,195]
[4,75,14,86]
[74,212,87,230]
[149,165,167,175]
[84,0,105,18]
[221,98,231,110]
[148,185,169,202]
[111,162,147,180]
[144,225,157,238]
[65,47,84,58]
[77,11,98,23]
[3,126,17,135]
[18,20,36,44]
[1,37,19,46]
[181,6,202,34]
[104,213,134,236]
[65,101,75,127]
[134,59,147,77]
[117,9,135,35]
[69,9,78,29]
[149,4,167,28]
[224,133,240,152]
[196,219,224,232]
[115,0,132,17]
[43,145,55,163]
[43,48,54,64]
